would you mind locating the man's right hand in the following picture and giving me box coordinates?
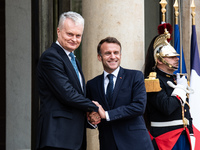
[176,73,187,89]
[92,101,106,119]
[87,111,101,125]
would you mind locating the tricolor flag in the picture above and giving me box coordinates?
[174,24,187,74]
[189,25,200,150]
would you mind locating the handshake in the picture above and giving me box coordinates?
[87,101,106,125]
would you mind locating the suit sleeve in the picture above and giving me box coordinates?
[38,50,98,112]
[107,71,147,121]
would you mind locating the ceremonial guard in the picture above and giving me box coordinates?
[144,23,195,150]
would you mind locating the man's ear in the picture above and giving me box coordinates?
[57,27,60,35]
[97,54,102,62]
[157,57,163,65]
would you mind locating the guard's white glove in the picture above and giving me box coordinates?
[177,73,188,88]
[167,74,187,104]
[190,135,196,150]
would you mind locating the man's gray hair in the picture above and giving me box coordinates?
[58,11,84,29]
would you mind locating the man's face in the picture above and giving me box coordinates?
[98,42,121,73]
[163,56,179,72]
[57,18,84,52]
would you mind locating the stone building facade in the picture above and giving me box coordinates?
[1,0,200,149]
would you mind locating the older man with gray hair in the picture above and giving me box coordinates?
[36,11,100,150]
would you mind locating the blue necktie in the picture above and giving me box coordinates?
[69,52,80,80]
[106,74,114,107]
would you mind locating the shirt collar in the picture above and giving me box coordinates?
[157,68,175,78]
[158,68,173,76]
[56,40,73,57]
[104,67,120,79]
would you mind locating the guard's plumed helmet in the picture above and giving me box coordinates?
[153,25,179,69]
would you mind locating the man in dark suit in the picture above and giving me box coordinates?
[86,37,154,150]
[36,11,100,150]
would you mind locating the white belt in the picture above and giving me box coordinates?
[151,119,189,127]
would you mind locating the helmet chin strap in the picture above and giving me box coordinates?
[158,56,178,70]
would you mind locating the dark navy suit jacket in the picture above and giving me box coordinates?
[86,67,154,150]
[36,43,98,150]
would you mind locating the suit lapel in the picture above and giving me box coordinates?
[111,67,125,108]
[51,43,83,93]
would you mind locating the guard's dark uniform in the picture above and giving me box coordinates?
[146,68,193,150]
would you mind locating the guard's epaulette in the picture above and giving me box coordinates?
[145,72,162,92]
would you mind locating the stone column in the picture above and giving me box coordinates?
[182,0,200,76]
[182,0,192,75]
[82,0,145,81]
[6,0,32,149]
[82,1,144,150]
[195,0,200,59]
